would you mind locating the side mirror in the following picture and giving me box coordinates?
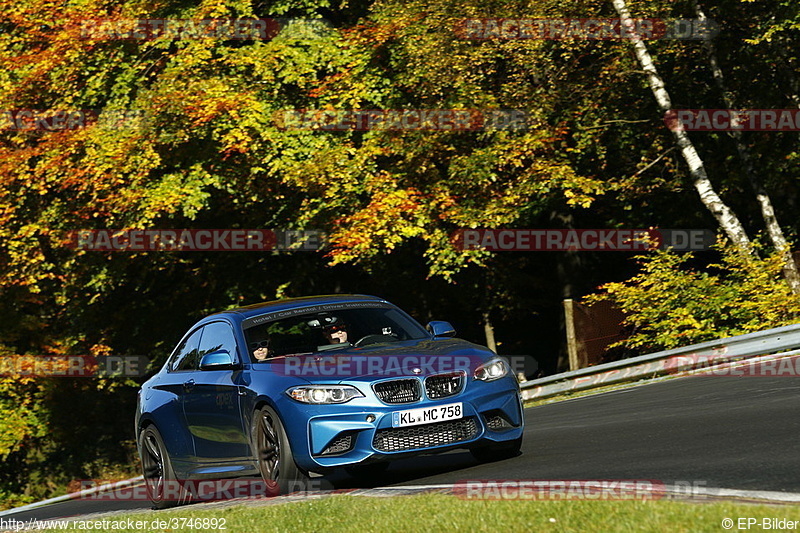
[427,321,456,338]
[199,349,238,371]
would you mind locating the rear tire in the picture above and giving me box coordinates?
[253,405,311,495]
[138,425,189,509]
[470,437,522,463]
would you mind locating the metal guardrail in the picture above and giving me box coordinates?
[520,322,800,400]
[0,477,145,518]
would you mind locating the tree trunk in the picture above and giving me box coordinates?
[563,299,581,371]
[482,310,497,353]
[553,210,582,372]
[693,1,800,293]
[610,0,753,253]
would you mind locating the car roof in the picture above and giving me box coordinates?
[206,294,389,324]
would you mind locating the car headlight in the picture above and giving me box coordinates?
[474,358,509,382]
[287,385,364,404]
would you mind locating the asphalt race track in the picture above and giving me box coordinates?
[6,372,800,522]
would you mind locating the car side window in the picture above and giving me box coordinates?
[169,328,203,372]
[196,321,238,364]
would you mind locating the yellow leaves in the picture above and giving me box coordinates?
[137,165,218,220]
[196,0,235,19]
[670,309,707,331]
[0,346,48,459]
[561,175,606,208]
[0,407,42,458]
[328,185,428,263]
[89,343,113,357]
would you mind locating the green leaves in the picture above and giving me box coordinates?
[588,240,800,351]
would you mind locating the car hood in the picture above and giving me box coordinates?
[254,337,496,382]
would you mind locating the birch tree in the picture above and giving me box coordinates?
[610,0,753,253]
[693,1,800,293]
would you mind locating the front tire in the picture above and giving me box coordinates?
[253,405,310,495]
[138,425,189,509]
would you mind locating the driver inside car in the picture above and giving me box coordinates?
[322,323,348,344]
[251,339,271,361]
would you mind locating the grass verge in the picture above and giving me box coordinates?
[45,492,800,533]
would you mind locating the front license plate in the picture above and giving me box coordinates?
[392,403,463,428]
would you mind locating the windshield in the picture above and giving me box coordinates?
[243,305,429,361]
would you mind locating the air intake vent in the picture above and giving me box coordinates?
[318,433,355,456]
[373,418,478,452]
[373,379,422,404]
[425,372,465,399]
[482,410,517,431]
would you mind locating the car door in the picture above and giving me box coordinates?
[180,321,250,465]
[152,327,205,469]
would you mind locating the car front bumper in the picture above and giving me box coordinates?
[276,374,524,472]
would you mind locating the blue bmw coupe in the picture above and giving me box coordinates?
[136,294,524,507]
